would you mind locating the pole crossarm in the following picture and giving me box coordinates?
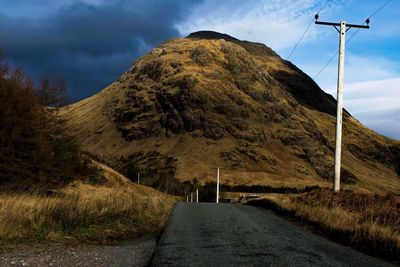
[315,21,369,29]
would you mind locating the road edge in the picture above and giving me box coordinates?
[247,198,399,265]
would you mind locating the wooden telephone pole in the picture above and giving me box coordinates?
[315,15,369,192]
[216,168,220,203]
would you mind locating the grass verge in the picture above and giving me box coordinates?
[248,189,400,264]
[0,181,177,245]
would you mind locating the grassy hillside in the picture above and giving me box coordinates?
[61,31,400,194]
[0,161,177,244]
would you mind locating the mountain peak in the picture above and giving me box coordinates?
[187,31,239,41]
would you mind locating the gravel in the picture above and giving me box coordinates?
[0,235,156,267]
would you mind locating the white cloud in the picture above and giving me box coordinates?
[345,55,399,83]
[306,53,400,91]
[177,0,341,53]
[356,108,400,140]
[327,78,400,139]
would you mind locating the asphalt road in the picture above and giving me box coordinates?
[150,203,392,267]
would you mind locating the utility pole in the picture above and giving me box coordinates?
[137,172,140,184]
[190,192,193,203]
[186,195,188,203]
[216,168,220,203]
[196,189,199,203]
[315,15,369,192]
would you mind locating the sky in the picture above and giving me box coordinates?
[0,0,399,139]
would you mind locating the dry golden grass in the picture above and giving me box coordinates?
[0,180,176,243]
[252,189,400,262]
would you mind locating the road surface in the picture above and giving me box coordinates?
[150,203,392,267]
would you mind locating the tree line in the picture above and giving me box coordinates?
[0,50,93,186]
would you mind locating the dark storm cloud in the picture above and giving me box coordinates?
[0,0,201,100]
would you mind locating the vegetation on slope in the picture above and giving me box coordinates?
[0,161,177,244]
[0,51,92,186]
[249,189,400,263]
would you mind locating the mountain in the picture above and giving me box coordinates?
[61,31,400,193]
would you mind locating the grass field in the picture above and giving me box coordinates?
[0,162,177,244]
[249,189,400,263]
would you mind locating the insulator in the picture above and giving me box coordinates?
[315,14,319,20]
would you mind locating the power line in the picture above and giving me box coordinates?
[347,28,360,43]
[345,0,392,44]
[313,0,393,79]
[286,0,330,60]
[345,0,393,44]
[367,0,392,19]
[313,28,362,79]
[313,51,337,79]
[286,19,314,60]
